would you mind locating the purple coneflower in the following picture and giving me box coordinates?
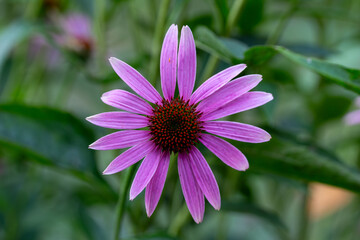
[55,13,93,54]
[87,25,273,223]
[344,97,360,125]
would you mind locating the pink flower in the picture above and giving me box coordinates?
[55,13,93,54]
[344,97,360,125]
[87,25,273,223]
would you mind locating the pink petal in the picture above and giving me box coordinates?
[344,110,360,125]
[178,26,196,101]
[130,148,162,200]
[178,152,205,224]
[103,140,155,175]
[199,134,249,171]
[160,24,178,100]
[190,64,246,105]
[145,151,170,217]
[86,112,148,129]
[89,130,151,150]
[109,57,162,104]
[201,91,273,121]
[101,89,153,115]
[197,74,262,114]
[188,147,221,210]
[203,121,271,143]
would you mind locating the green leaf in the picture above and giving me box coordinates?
[238,127,360,193]
[238,0,264,33]
[124,232,178,240]
[195,26,360,94]
[220,37,248,60]
[222,200,287,231]
[246,45,360,94]
[311,91,352,126]
[194,26,237,63]
[0,21,36,69]
[0,104,96,174]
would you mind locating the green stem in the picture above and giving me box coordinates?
[200,55,219,83]
[94,0,107,66]
[168,204,190,236]
[148,0,171,85]
[54,65,75,107]
[9,45,28,102]
[215,212,228,240]
[224,0,245,35]
[266,0,299,45]
[200,0,246,82]
[113,165,137,240]
[25,0,42,19]
[129,2,145,55]
[356,146,360,170]
[297,186,309,240]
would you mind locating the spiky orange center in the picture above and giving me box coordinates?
[148,98,203,153]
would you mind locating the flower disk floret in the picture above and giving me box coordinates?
[148,98,203,153]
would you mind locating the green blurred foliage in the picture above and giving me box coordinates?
[1,0,360,239]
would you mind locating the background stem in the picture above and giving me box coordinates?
[148,0,171,85]
[200,0,246,82]
[297,186,309,240]
[113,165,137,240]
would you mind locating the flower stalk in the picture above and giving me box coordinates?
[149,0,171,85]
[113,165,137,240]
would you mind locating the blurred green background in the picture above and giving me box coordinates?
[1,0,360,239]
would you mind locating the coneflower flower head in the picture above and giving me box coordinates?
[344,97,360,125]
[55,13,93,57]
[87,24,273,223]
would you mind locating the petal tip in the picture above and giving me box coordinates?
[129,190,137,201]
[108,57,116,63]
[265,134,272,141]
[238,164,249,171]
[268,93,274,101]
[238,63,247,69]
[85,116,93,122]
[102,168,114,175]
[109,57,122,67]
[194,217,203,224]
[146,207,154,217]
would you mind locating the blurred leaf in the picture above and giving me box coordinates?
[240,127,360,193]
[222,200,286,231]
[220,37,248,60]
[238,0,264,33]
[78,206,107,240]
[311,92,352,125]
[168,0,190,26]
[195,27,360,94]
[273,46,360,94]
[195,26,241,63]
[0,57,12,96]
[243,45,276,65]
[185,15,214,34]
[0,21,36,70]
[245,46,360,94]
[286,43,334,58]
[125,232,178,240]
[0,104,96,174]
